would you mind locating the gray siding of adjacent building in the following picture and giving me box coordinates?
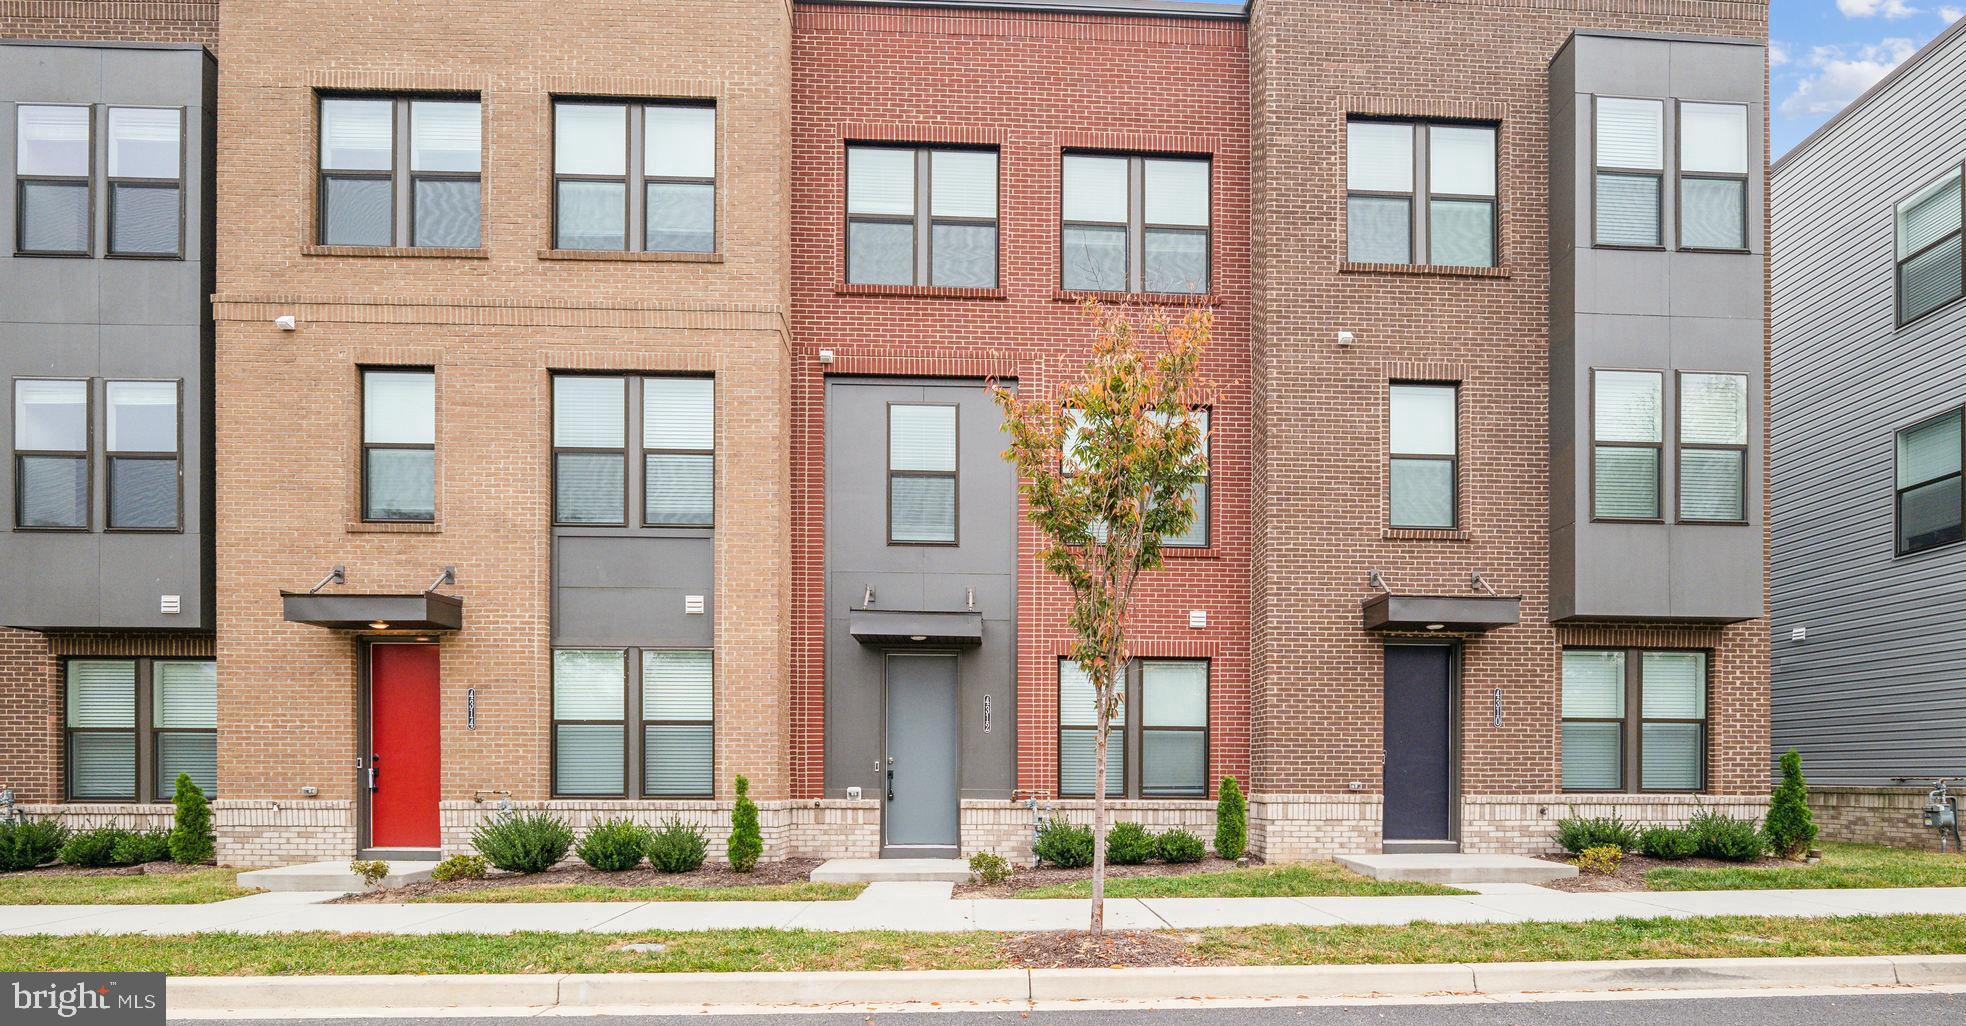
[1770,22,1966,786]
[0,42,216,631]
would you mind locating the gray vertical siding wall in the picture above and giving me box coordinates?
[1771,23,1966,785]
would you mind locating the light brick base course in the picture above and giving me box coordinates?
[16,804,176,832]
[1808,787,1945,850]
[1464,794,1770,855]
[215,800,356,867]
[1249,793,1382,860]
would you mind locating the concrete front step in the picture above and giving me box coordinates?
[1336,853,1578,885]
[236,859,438,893]
[810,858,971,884]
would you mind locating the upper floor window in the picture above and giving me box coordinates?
[845,145,998,288]
[105,380,180,530]
[319,95,482,249]
[888,403,957,544]
[552,374,714,528]
[1063,407,1210,547]
[106,107,183,257]
[1059,658,1210,799]
[553,100,716,254]
[1896,164,1963,326]
[551,647,713,798]
[15,104,91,255]
[1346,120,1497,267]
[1591,369,1663,521]
[1062,153,1210,294]
[642,378,714,526]
[1562,648,1707,793]
[66,657,216,802]
[1677,102,1747,251]
[1677,372,1747,523]
[361,369,435,523]
[1389,383,1458,528]
[1897,407,1964,555]
[14,378,89,529]
[1594,97,1665,247]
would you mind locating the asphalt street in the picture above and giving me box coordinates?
[188,990,1966,1025]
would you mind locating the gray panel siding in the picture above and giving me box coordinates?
[1770,29,1966,785]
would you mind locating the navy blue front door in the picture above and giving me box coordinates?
[1383,645,1453,843]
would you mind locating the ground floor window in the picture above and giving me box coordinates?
[1059,657,1209,799]
[552,647,713,798]
[1561,648,1707,793]
[65,657,216,801]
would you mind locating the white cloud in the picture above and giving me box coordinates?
[1941,5,1964,20]
[1780,38,1920,115]
[1770,40,1791,67]
[1838,0,1921,18]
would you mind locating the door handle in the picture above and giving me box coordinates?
[368,753,380,792]
[886,767,895,802]
[367,766,378,792]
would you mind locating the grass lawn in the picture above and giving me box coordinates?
[0,869,255,906]
[410,881,865,903]
[3,914,1964,974]
[1648,843,1966,892]
[1014,862,1468,899]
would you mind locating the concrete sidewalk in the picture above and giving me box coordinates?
[11,880,1966,936]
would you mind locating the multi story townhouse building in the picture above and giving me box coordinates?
[1771,20,1966,848]
[0,0,1772,866]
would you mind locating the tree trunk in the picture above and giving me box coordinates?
[1091,712,1109,937]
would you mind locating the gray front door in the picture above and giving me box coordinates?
[884,653,959,856]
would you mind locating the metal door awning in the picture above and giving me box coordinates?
[1361,593,1519,633]
[281,592,464,632]
[849,608,984,646]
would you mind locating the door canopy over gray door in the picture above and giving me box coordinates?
[850,608,983,647]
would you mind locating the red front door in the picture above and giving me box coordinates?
[369,643,441,849]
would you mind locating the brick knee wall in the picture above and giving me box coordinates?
[0,629,58,804]
[1809,787,1950,850]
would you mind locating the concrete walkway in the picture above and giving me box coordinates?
[10,880,1966,936]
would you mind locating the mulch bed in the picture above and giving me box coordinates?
[331,857,826,903]
[1,861,209,878]
[1538,852,1795,892]
[954,856,1249,898]
[1002,929,1197,968]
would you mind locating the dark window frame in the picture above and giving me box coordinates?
[1058,657,1212,799]
[14,102,94,258]
[552,97,718,255]
[1589,367,1665,524]
[1061,406,1212,548]
[317,92,483,250]
[1674,370,1749,526]
[637,647,716,799]
[1060,151,1212,295]
[104,105,188,260]
[1345,118,1499,268]
[1560,647,1709,795]
[1673,99,1750,254]
[103,377,184,533]
[12,375,92,532]
[1894,161,1966,328]
[1387,381,1460,530]
[359,366,436,524]
[640,376,716,529]
[843,142,1000,288]
[550,373,716,529]
[550,373,630,528]
[1895,406,1966,557]
[886,400,960,547]
[63,656,217,803]
[549,646,714,800]
[1591,94,1667,251]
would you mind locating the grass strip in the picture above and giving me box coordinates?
[1648,843,1966,892]
[409,881,866,904]
[1015,863,1467,899]
[0,869,255,906]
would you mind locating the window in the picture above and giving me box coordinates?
[1897,408,1964,554]
[106,107,183,257]
[1678,102,1747,251]
[1059,660,1123,798]
[1594,97,1664,247]
[551,375,715,528]
[844,145,998,287]
[319,95,482,248]
[1896,164,1964,325]
[14,378,89,529]
[1389,384,1457,528]
[361,369,435,522]
[65,657,215,801]
[1060,658,1211,798]
[1677,372,1747,523]
[553,376,627,525]
[1346,120,1497,267]
[1561,649,1707,793]
[888,403,957,544]
[1063,407,1210,547]
[643,378,714,526]
[15,104,90,254]
[105,380,179,530]
[1592,370,1663,520]
[1062,153,1210,294]
[554,100,716,253]
[552,647,713,798]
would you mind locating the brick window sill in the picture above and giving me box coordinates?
[1340,261,1511,279]
[1053,289,1219,306]
[1384,527,1472,541]
[347,521,442,534]
[1160,545,1221,559]
[834,283,1007,300]
[537,249,723,263]
[303,245,489,259]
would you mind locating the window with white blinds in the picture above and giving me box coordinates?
[1678,102,1747,251]
[65,657,215,801]
[643,377,714,527]
[552,648,716,799]
[1064,407,1211,547]
[1678,373,1748,522]
[846,144,998,288]
[106,381,180,532]
[553,376,627,525]
[1896,165,1965,325]
[321,96,483,249]
[1592,370,1663,520]
[1563,648,1707,793]
[889,403,958,544]
[16,104,91,255]
[1063,152,1210,294]
[554,99,716,254]
[1897,408,1965,554]
[1594,97,1664,247]
[107,107,184,257]
[1346,119,1498,268]
[14,378,89,529]
[642,650,712,797]
[362,369,435,523]
[1059,660,1123,798]
[1141,660,1207,796]
[553,375,716,529]
[1389,384,1458,529]
[552,649,626,796]
[154,660,216,798]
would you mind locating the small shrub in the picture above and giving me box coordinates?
[430,853,488,882]
[168,773,216,865]
[576,818,652,872]
[646,818,710,874]
[472,811,574,874]
[1106,821,1155,866]
[1688,808,1766,862]
[112,829,173,866]
[1215,775,1248,861]
[1577,844,1624,875]
[0,818,68,871]
[1765,749,1820,859]
[348,859,390,888]
[60,826,134,868]
[1154,828,1208,864]
[1637,825,1699,861]
[728,775,763,873]
[1553,813,1641,854]
[967,850,1011,886]
[1033,820,1094,869]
